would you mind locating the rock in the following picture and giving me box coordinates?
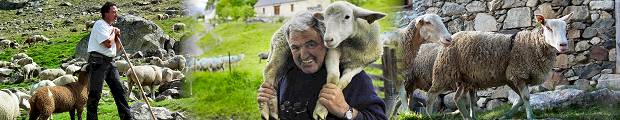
[473,13,497,32]
[578,63,602,79]
[447,18,463,33]
[491,86,511,99]
[562,6,589,22]
[574,79,592,91]
[501,0,526,8]
[554,54,569,68]
[172,112,187,120]
[574,88,620,106]
[530,85,548,93]
[575,41,591,52]
[589,46,608,61]
[486,99,504,110]
[476,97,488,108]
[131,102,174,120]
[591,18,615,39]
[609,49,616,61]
[571,0,584,5]
[465,1,486,13]
[0,0,28,10]
[601,69,613,74]
[555,85,575,90]
[551,0,569,7]
[158,80,186,97]
[530,89,584,110]
[582,27,597,39]
[59,2,72,6]
[443,92,457,110]
[424,7,440,14]
[589,1,614,10]
[564,69,575,77]
[568,76,579,81]
[503,7,531,29]
[155,95,172,102]
[75,15,167,59]
[526,0,538,7]
[590,37,602,45]
[567,30,581,39]
[477,89,493,97]
[599,11,613,19]
[488,0,503,11]
[408,90,428,111]
[0,68,14,77]
[571,22,586,30]
[595,74,620,90]
[535,3,556,19]
[441,2,465,16]
[131,51,145,58]
[543,71,568,90]
[160,89,180,98]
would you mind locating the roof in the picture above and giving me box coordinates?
[254,0,305,7]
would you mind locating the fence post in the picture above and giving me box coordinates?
[382,47,398,118]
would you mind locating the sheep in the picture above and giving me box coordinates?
[25,35,49,45]
[114,60,130,75]
[427,13,573,120]
[29,68,89,120]
[172,23,185,32]
[195,57,224,71]
[170,70,184,80]
[0,89,30,120]
[64,65,81,75]
[150,55,187,71]
[29,80,55,95]
[11,53,28,61]
[13,57,33,66]
[156,14,170,20]
[52,75,78,86]
[221,54,244,64]
[126,65,174,99]
[0,39,18,49]
[39,68,66,80]
[0,61,14,69]
[22,63,41,80]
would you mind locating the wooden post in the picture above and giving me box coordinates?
[615,1,619,73]
[382,47,399,118]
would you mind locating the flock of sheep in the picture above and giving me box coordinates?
[256,1,576,120]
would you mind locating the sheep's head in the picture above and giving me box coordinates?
[536,12,572,53]
[412,14,453,46]
[313,1,385,48]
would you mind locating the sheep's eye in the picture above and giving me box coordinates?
[344,15,350,20]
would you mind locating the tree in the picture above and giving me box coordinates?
[215,0,257,21]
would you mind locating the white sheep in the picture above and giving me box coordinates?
[114,60,130,75]
[30,80,56,95]
[0,39,18,49]
[52,75,78,86]
[11,53,28,61]
[126,65,174,99]
[22,63,40,80]
[13,57,33,66]
[0,61,13,68]
[39,68,66,80]
[427,13,573,119]
[64,65,81,75]
[0,89,30,120]
[150,55,187,71]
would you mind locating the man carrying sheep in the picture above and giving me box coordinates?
[86,2,131,120]
[257,11,386,120]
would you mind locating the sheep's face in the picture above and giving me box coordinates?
[313,1,385,48]
[537,13,572,53]
[414,14,453,46]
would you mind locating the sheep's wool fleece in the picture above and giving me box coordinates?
[432,30,555,89]
[0,91,19,120]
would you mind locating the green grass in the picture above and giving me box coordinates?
[399,104,620,120]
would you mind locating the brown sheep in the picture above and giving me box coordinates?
[29,69,88,120]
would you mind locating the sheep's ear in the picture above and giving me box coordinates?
[353,7,386,24]
[313,12,324,21]
[559,12,573,22]
[535,14,545,25]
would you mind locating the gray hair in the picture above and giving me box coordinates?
[284,10,325,40]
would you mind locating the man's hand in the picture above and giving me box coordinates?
[319,83,355,118]
[102,39,113,48]
[257,83,276,103]
[113,27,121,38]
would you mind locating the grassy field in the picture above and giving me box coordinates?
[399,104,620,120]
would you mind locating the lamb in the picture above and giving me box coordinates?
[29,80,55,95]
[52,75,78,86]
[150,55,187,71]
[427,13,573,120]
[25,35,49,45]
[257,52,269,62]
[39,68,66,80]
[114,60,130,75]
[22,63,41,80]
[126,65,174,99]
[29,67,89,120]
[64,65,81,75]
[0,89,31,120]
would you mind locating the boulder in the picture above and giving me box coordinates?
[503,7,531,29]
[0,0,28,10]
[441,2,465,16]
[131,102,175,120]
[75,15,167,59]
[595,74,620,90]
[474,13,498,32]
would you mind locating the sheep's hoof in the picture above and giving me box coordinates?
[259,102,270,119]
[269,98,279,119]
[313,104,328,120]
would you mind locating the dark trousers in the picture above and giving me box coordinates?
[87,52,132,120]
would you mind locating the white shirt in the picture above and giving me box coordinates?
[87,20,117,57]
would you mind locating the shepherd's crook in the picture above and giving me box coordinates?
[118,39,158,120]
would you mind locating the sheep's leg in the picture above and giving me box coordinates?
[29,108,40,120]
[70,109,76,120]
[425,88,442,116]
[127,79,134,99]
[468,90,477,120]
[337,67,363,88]
[312,50,341,120]
[501,84,523,119]
[77,107,84,120]
[454,85,472,120]
[517,83,534,120]
[150,84,156,100]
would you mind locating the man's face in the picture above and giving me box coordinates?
[105,6,118,22]
[288,28,327,74]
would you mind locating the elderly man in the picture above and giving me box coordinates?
[257,10,386,120]
[86,2,131,120]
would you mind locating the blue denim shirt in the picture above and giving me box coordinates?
[276,66,386,120]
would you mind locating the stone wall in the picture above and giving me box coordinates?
[397,0,617,111]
